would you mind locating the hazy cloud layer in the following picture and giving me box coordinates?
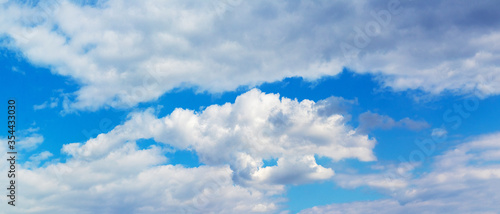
[357,111,429,133]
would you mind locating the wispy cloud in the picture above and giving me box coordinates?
[16,127,44,151]
[303,133,500,213]
[33,97,59,110]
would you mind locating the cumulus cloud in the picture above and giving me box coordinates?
[252,155,335,185]
[357,111,429,133]
[1,0,499,111]
[0,89,376,213]
[64,89,376,186]
[1,142,280,214]
[301,132,500,213]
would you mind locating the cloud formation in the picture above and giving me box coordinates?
[64,89,376,185]
[16,127,44,151]
[1,89,375,213]
[1,141,280,213]
[301,132,500,213]
[1,0,499,111]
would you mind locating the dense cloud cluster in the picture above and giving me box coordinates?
[0,89,376,213]
[1,0,499,111]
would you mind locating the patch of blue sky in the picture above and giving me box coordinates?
[262,157,278,167]
[286,181,386,214]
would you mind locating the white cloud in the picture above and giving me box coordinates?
[301,132,500,213]
[1,89,376,213]
[17,127,44,151]
[33,97,59,110]
[334,173,408,191]
[252,155,335,185]
[1,0,499,111]
[1,142,280,213]
[64,89,376,186]
[23,151,53,169]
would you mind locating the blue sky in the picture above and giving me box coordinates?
[1,0,500,213]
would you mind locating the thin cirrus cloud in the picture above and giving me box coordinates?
[0,89,376,213]
[33,97,59,111]
[0,0,499,111]
[304,133,500,214]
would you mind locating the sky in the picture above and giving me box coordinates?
[1,0,500,213]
